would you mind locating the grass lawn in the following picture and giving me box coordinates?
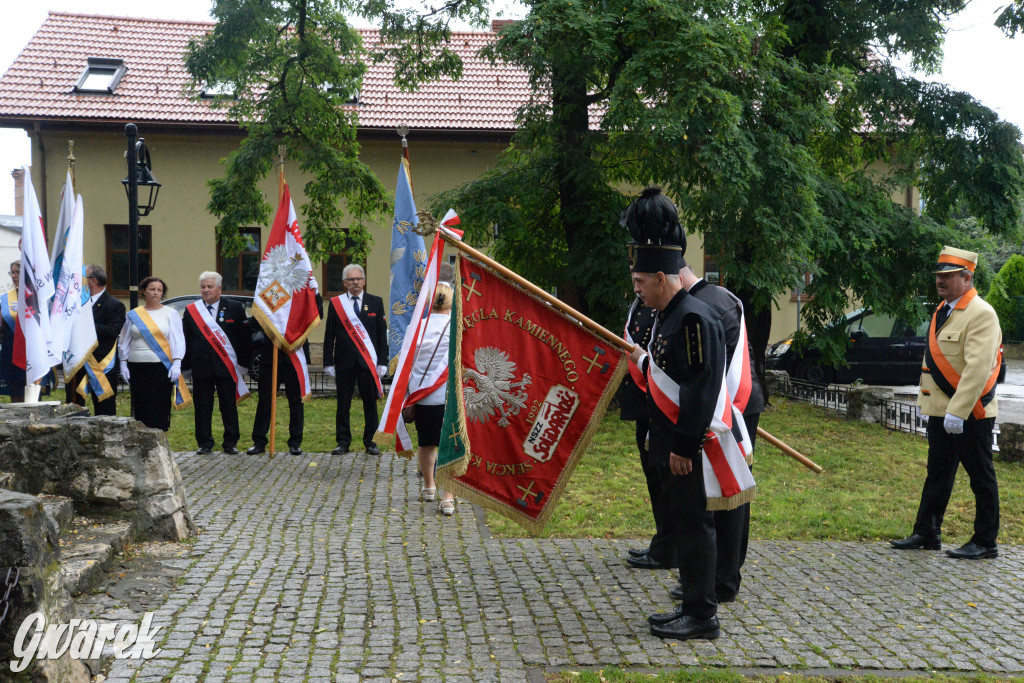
[546,670,1024,683]
[9,391,1023,544]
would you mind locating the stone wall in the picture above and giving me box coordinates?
[0,407,194,541]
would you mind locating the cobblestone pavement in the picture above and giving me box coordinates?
[104,451,1024,682]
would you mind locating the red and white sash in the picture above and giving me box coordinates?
[623,299,649,393]
[186,302,250,403]
[331,295,382,398]
[289,347,311,401]
[645,318,754,510]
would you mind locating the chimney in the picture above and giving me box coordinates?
[11,168,24,217]
[491,19,516,33]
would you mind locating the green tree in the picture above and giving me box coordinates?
[184,0,489,260]
[987,254,1024,340]
[997,0,1024,35]
[434,0,1024,375]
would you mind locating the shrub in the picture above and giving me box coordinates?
[987,254,1024,340]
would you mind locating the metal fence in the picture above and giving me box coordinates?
[774,377,849,413]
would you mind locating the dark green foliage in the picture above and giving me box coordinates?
[997,0,1024,36]
[987,254,1024,340]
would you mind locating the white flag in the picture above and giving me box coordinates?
[50,170,75,288]
[51,194,97,376]
[19,167,59,383]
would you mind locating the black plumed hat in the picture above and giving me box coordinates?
[621,187,686,272]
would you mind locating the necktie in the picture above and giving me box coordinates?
[207,304,215,316]
[936,303,952,329]
[353,296,360,317]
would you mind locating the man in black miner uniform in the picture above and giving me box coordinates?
[324,264,389,456]
[679,262,764,602]
[67,265,126,415]
[182,271,251,455]
[624,187,728,641]
[622,301,679,570]
[248,293,323,456]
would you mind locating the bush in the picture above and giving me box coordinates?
[987,254,1024,340]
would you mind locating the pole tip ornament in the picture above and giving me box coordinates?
[622,186,686,273]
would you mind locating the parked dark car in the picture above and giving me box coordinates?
[766,307,1006,386]
[163,295,264,380]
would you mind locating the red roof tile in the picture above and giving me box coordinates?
[0,12,534,132]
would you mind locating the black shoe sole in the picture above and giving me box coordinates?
[945,550,998,559]
[650,627,721,641]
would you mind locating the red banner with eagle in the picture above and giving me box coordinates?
[436,254,627,533]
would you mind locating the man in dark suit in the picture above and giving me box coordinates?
[67,265,126,415]
[182,271,251,455]
[324,264,388,455]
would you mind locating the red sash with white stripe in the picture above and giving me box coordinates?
[331,295,382,398]
[645,319,754,510]
[288,347,312,401]
[186,302,250,403]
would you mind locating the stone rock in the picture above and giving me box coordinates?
[996,422,1024,463]
[0,414,194,542]
[846,385,894,424]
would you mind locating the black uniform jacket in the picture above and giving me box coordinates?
[688,279,765,416]
[92,291,127,362]
[323,292,389,371]
[620,300,657,421]
[182,298,251,379]
[642,288,727,467]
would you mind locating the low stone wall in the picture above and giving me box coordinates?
[0,406,194,541]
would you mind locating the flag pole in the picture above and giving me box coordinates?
[432,220,633,353]
[268,145,287,458]
[67,140,76,191]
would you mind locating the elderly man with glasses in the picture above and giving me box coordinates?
[323,264,389,456]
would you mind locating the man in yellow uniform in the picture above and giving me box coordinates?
[892,246,1002,559]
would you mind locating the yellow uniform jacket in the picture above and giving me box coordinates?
[917,288,1001,419]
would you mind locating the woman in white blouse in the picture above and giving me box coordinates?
[117,276,185,431]
[412,282,456,515]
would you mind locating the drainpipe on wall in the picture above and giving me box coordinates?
[32,122,47,229]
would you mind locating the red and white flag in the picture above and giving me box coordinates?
[17,168,58,384]
[253,183,320,353]
[377,210,462,455]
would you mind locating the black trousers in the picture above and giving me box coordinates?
[638,418,678,566]
[712,413,759,599]
[251,354,303,450]
[128,361,172,431]
[335,366,379,449]
[913,415,999,547]
[67,367,119,416]
[193,374,240,450]
[661,462,717,620]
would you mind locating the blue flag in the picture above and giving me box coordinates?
[387,159,428,359]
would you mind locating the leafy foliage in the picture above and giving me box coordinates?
[997,0,1024,36]
[987,254,1024,340]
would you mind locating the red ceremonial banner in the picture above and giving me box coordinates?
[437,255,627,533]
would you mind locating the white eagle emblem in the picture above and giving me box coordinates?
[463,347,532,427]
[256,245,309,294]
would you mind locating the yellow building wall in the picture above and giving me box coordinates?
[31,129,505,344]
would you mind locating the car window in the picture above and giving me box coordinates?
[852,312,897,338]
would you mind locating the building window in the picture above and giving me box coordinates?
[74,58,127,94]
[217,228,261,294]
[105,225,152,296]
[322,252,357,298]
[703,255,721,286]
[791,272,814,302]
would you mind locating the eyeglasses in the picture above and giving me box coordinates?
[343,277,365,282]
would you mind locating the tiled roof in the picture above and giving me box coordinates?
[0,12,535,132]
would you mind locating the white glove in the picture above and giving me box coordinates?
[377,365,388,379]
[324,365,336,378]
[943,413,965,435]
[120,361,130,381]
[169,359,182,383]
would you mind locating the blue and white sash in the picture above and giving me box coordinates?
[127,307,192,409]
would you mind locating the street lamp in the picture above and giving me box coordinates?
[122,123,162,309]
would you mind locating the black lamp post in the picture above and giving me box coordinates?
[122,123,162,309]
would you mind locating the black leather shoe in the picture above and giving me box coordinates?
[650,615,721,641]
[331,445,350,455]
[945,542,998,559]
[246,446,265,455]
[626,554,669,570]
[196,447,212,455]
[669,585,684,601]
[366,444,381,455]
[891,534,941,550]
[222,447,239,455]
[628,547,650,559]
[648,604,684,626]
[290,447,303,456]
